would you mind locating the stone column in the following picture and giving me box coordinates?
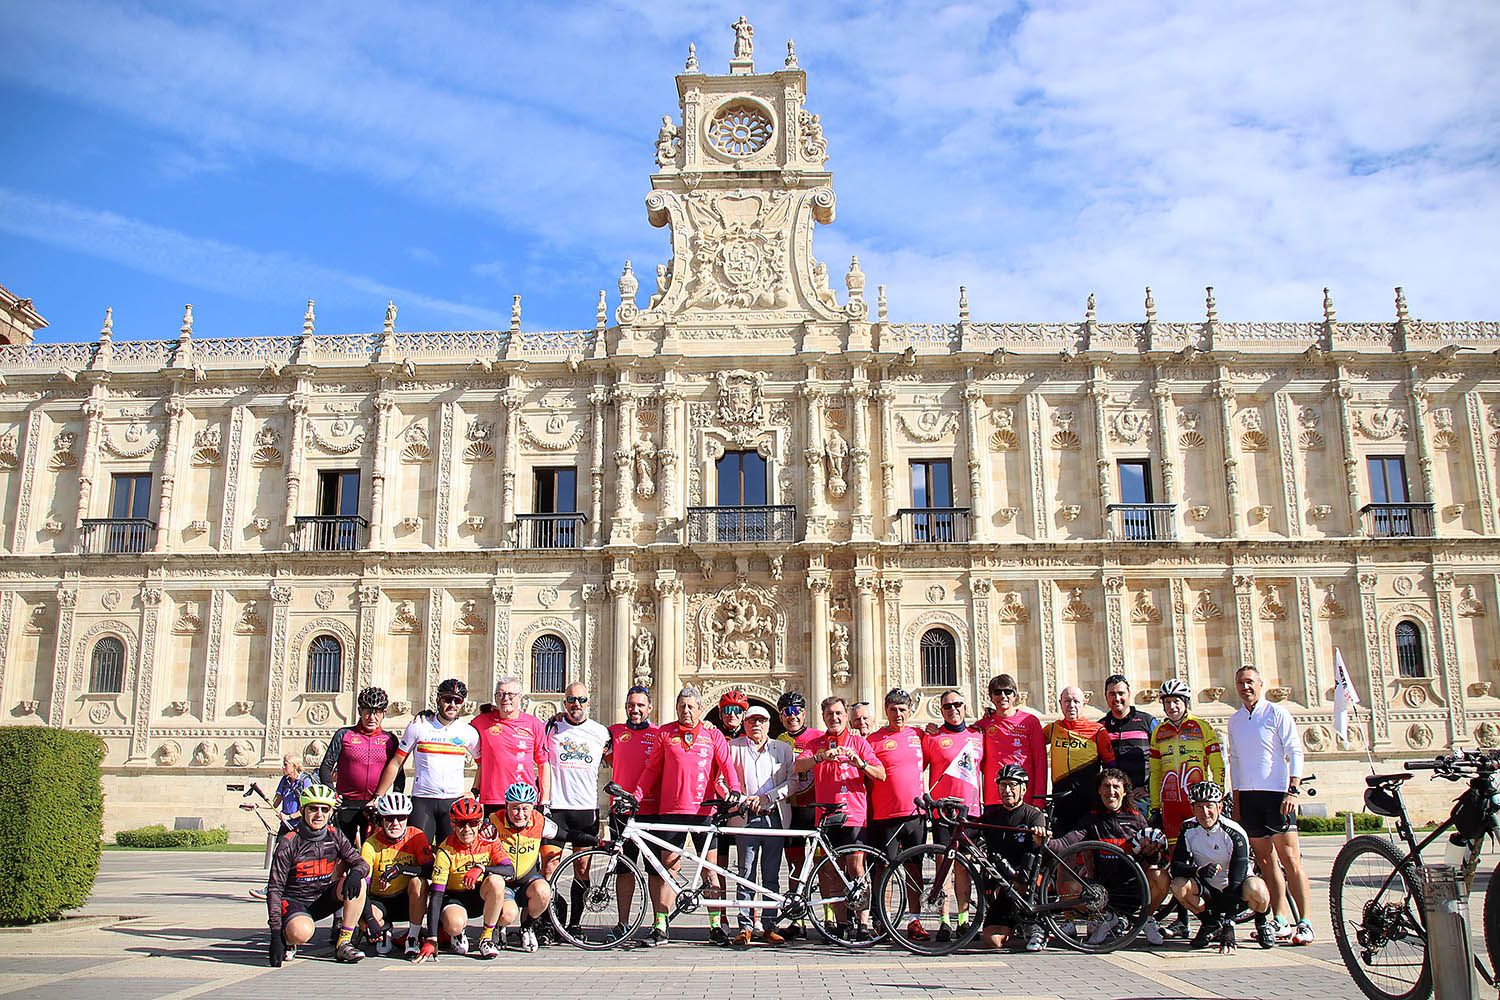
[655,575,681,704]
[368,391,395,549]
[356,584,380,692]
[500,385,522,544]
[1465,390,1497,534]
[1232,573,1257,669]
[1355,571,1388,742]
[284,392,310,530]
[1294,577,1320,706]
[875,385,896,537]
[612,385,636,545]
[128,585,164,760]
[855,576,879,705]
[217,405,247,551]
[1274,392,1304,536]
[660,386,683,538]
[77,388,107,519]
[962,382,988,541]
[1333,372,1363,536]
[589,387,609,544]
[1151,380,1176,506]
[802,384,826,539]
[264,582,294,762]
[1103,575,1126,677]
[46,586,77,728]
[968,577,992,709]
[202,588,228,721]
[1214,376,1242,535]
[490,584,513,693]
[153,397,186,552]
[1025,392,1050,539]
[1407,369,1436,526]
[1088,376,1112,537]
[1168,578,1191,686]
[850,384,874,540]
[609,578,635,704]
[1038,581,1059,710]
[10,409,45,551]
[1433,571,1465,745]
[808,571,832,710]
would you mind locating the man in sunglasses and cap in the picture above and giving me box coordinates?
[774,690,824,940]
[375,678,481,844]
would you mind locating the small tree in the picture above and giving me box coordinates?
[0,728,104,924]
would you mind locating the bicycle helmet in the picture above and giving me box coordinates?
[996,763,1030,786]
[1187,780,1224,804]
[374,792,412,817]
[436,678,468,701]
[299,783,338,809]
[504,781,539,805]
[1159,678,1192,704]
[719,689,749,712]
[777,691,807,713]
[449,796,485,823]
[358,686,389,711]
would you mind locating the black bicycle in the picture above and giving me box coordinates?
[875,793,1152,955]
[1330,750,1500,1000]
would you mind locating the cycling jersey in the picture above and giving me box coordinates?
[775,725,825,806]
[319,726,400,803]
[1045,718,1115,833]
[631,721,742,816]
[1227,698,1304,793]
[606,722,661,813]
[1170,817,1251,892]
[430,832,514,892]
[980,801,1044,872]
[488,810,559,880]
[976,710,1047,807]
[1149,714,1225,840]
[867,725,926,823]
[1100,708,1157,793]
[266,824,367,931]
[807,728,876,827]
[546,717,610,811]
[472,710,547,804]
[396,715,480,798]
[360,826,432,898]
[924,725,984,816]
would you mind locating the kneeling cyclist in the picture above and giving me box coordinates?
[979,765,1048,952]
[1169,780,1275,952]
[417,797,517,961]
[359,792,432,959]
[266,783,369,967]
[487,782,558,952]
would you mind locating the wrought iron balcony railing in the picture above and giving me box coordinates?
[517,512,586,549]
[1107,503,1177,542]
[1360,503,1436,539]
[685,505,797,543]
[79,517,157,554]
[896,507,971,544]
[293,515,368,552]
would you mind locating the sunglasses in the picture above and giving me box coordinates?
[995,689,1017,697]
[455,819,482,829]
[439,696,465,705]
[781,706,805,716]
[721,707,744,715]
[496,691,522,700]
[565,696,589,705]
[941,701,965,710]
[303,804,332,814]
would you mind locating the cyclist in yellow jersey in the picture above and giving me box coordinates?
[359,792,431,959]
[485,781,559,951]
[1149,680,1225,844]
[417,797,516,962]
[1044,686,1115,834]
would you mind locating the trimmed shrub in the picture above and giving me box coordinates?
[1298,811,1384,834]
[113,825,229,848]
[0,727,104,925]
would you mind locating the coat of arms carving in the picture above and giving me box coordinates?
[715,371,767,443]
[683,190,792,309]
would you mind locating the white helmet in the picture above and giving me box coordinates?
[374,792,412,817]
[1159,678,1191,704]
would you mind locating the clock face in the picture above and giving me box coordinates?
[706,101,773,157]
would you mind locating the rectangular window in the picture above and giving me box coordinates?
[317,470,361,516]
[909,459,953,509]
[1367,456,1409,504]
[716,451,767,506]
[109,473,152,520]
[1117,459,1153,504]
[534,467,578,514]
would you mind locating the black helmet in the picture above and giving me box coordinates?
[437,678,468,701]
[776,691,807,712]
[358,686,389,711]
[996,764,1030,786]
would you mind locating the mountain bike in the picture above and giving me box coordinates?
[547,782,887,950]
[1330,750,1500,1000]
[876,793,1152,955]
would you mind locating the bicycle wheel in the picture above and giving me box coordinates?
[806,844,889,948]
[1485,863,1500,986]
[1330,835,1430,1000]
[1040,841,1150,953]
[875,843,985,955]
[546,848,647,950]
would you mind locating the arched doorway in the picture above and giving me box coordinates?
[704,696,784,739]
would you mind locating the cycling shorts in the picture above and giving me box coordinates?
[1236,790,1295,838]
[655,813,712,854]
[867,816,925,856]
[411,795,460,845]
[334,804,372,846]
[825,824,866,850]
[281,888,343,923]
[368,891,413,925]
[545,808,599,848]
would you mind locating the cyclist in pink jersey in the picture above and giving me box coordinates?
[866,688,927,858]
[773,691,823,940]
[605,685,658,937]
[923,689,983,940]
[796,696,884,941]
[471,676,549,813]
[630,686,742,947]
[976,674,1047,807]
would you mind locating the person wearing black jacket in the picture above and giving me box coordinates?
[979,764,1047,951]
[1168,780,1274,951]
[265,783,369,967]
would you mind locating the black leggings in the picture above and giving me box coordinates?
[411,795,459,845]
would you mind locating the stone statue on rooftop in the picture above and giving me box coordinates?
[731,16,754,60]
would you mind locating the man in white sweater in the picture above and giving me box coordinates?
[727,706,795,945]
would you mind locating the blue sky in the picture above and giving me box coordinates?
[1,1,1496,343]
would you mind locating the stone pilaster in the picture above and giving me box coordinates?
[659,385,683,539]
[1088,375,1112,537]
[1466,390,1497,533]
[1214,375,1242,534]
[491,583,513,693]
[801,382,826,538]
[850,381,873,540]
[1103,575,1126,676]
[1333,371,1363,536]
[611,383,636,545]
[589,387,609,544]
[501,384,523,544]
[153,397,186,552]
[968,576,992,709]
[356,584,380,691]
[1433,570,1465,745]
[435,401,456,546]
[1274,392,1303,536]
[265,583,293,761]
[1294,576,1320,706]
[855,575,878,704]
[11,409,45,551]
[77,387,107,519]
[129,585,164,759]
[47,586,77,728]
[284,392,310,529]
[1407,368,1436,521]
[1151,379,1176,507]
[808,570,831,710]
[368,391,395,549]
[425,588,444,705]
[875,385,896,537]
[962,382,988,540]
[217,405,247,550]
[1355,571,1388,742]
[0,593,13,715]
[1168,577,1191,685]
[654,574,680,702]
[1025,392,1050,539]
[203,588,228,721]
[1232,573,1257,668]
[1039,580,1059,711]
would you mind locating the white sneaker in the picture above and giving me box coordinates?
[1141,917,1165,946]
[450,932,469,955]
[520,927,538,953]
[1086,912,1121,946]
[1274,917,1295,940]
[285,945,297,962]
[1291,919,1315,946]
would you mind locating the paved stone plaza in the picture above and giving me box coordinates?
[2,837,1481,1000]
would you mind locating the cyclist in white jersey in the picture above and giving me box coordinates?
[544,682,610,937]
[375,678,480,844]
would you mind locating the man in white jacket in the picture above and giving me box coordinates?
[727,706,795,945]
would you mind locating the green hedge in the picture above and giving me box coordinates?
[1298,811,1385,834]
[113,824,229,848]
[0,728,104,925]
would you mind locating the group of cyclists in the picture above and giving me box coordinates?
[263,662,1315,965]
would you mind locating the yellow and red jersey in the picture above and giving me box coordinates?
[360,826,432,898]
[1149,714,1225,840]
[485,810,560,880]
[430,833,512,892]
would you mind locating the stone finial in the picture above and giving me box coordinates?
[684,42,700,74]
[180,303,194,338]
[1085,293,1097,325]
[619,260,638,303]
[1205,286,1218,324]
[384,300,397,335]
[845,256,865,300]
[99,306,113,342]
[877,284,888,324]
[958,286,969,323]
[302,299,316,337]
[1395,286,1410,324]
[1144,287,1157,324]
[510,294,522,332]
[1323,287,1337,325]
[785,39,799,69]
[596,290,608,329]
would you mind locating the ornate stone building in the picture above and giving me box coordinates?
[1,25,1496,831]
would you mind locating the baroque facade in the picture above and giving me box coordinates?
[3,25,1498,832]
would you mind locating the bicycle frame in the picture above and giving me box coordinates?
[1371,781,1486,900]
[926,813,1106,921]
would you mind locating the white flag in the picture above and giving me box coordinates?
[1333,646,1361,744]
[944,742,981,790]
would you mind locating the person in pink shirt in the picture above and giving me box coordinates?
[630,685,742,947]
[605,684,659,934]
[922,689,984,940]
[470,676,550,813]
[795,696,885,939]
[976,673,1047,807]
[866,688,927,859]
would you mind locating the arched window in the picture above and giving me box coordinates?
[920,628,958,689]
[306,635,343,693]
[89,636,125,693]
[1395,620,1425,678]
[532,635,566,692]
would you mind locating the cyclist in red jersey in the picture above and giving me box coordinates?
[774,690,823,940]
[471,675,550,815]
[319,686,402,846]
[631,685,742,946]
[605,684,658,937]
[867,688,929,939]
[923,689,984,940]
[703,689,750,944]
[975,674,1046,807]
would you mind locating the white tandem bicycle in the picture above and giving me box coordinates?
[546,782,890,949]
